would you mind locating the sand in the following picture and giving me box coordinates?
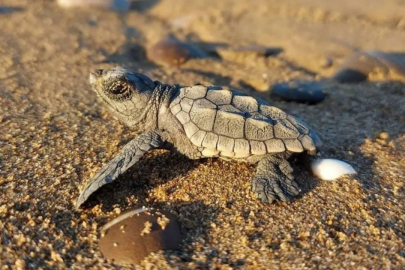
[0,0,405,269]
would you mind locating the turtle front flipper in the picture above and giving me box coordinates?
[75,130,163,209]
[251,155,301,203]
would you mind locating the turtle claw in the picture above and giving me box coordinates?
[252,175,294,203]
[252,177,276,203]
[252,178,277,204]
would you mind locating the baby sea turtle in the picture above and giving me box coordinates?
[76,67,321,209]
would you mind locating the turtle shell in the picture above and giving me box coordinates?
[169,85,320,158]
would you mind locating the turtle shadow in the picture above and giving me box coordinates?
[288,153,320,200]
[80,142,322,212]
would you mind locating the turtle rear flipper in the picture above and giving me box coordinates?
[251,155,301,203]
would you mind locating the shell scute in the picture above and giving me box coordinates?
[217,136,235,152]
[202,132,219,149]
[190,130,207,147]
[232,95,259,113]
[206,89,233,105]
[260,105,287,120]
[274,119,300,139]
[250,141,267,155]
[184,85,207,99]
[213,110,245,138]
[245,118,274,140]
[180,98,194,113]
[264,139,286,152]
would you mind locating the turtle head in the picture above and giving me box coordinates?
[89,67,156,126]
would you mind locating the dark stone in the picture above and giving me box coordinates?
[271,80,325,104]
[99,207,182,266]
[334,69,368,83]
[146,35,207,67]
[0,6,23,14]
[333,51,405,83]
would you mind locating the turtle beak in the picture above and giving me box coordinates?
[89,69,103,85]
[89,73,97,85]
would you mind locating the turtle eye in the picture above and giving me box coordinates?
[111,84,125,95]
[104,80,133,102]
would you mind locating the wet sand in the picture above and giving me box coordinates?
[0,0,405,269]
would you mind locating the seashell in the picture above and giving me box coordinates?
[310,158,356,181]
[333,51,405,83]
[146,35,207,67]
[272,80,325,104]
[99,207,182,266]
[57,0,130,11]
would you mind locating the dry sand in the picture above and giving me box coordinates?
[0,0,405,269]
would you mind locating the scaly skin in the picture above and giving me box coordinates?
[76,67,321,208]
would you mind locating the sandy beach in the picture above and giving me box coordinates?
[1,0,405,269]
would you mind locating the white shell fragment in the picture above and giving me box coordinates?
[311,158,356,181]
[57,0,130,11]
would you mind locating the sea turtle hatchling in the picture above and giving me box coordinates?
[76,67,321,209]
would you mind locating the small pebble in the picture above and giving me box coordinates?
[146,36,207,67]
[99,207,182,266]
[311,158,356,181]
[57,0,130,11]
[333,51,405,83]
[271,80,325,104]
[319,57,333,68]
[14,259,26,270]
[378,132,390,140]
